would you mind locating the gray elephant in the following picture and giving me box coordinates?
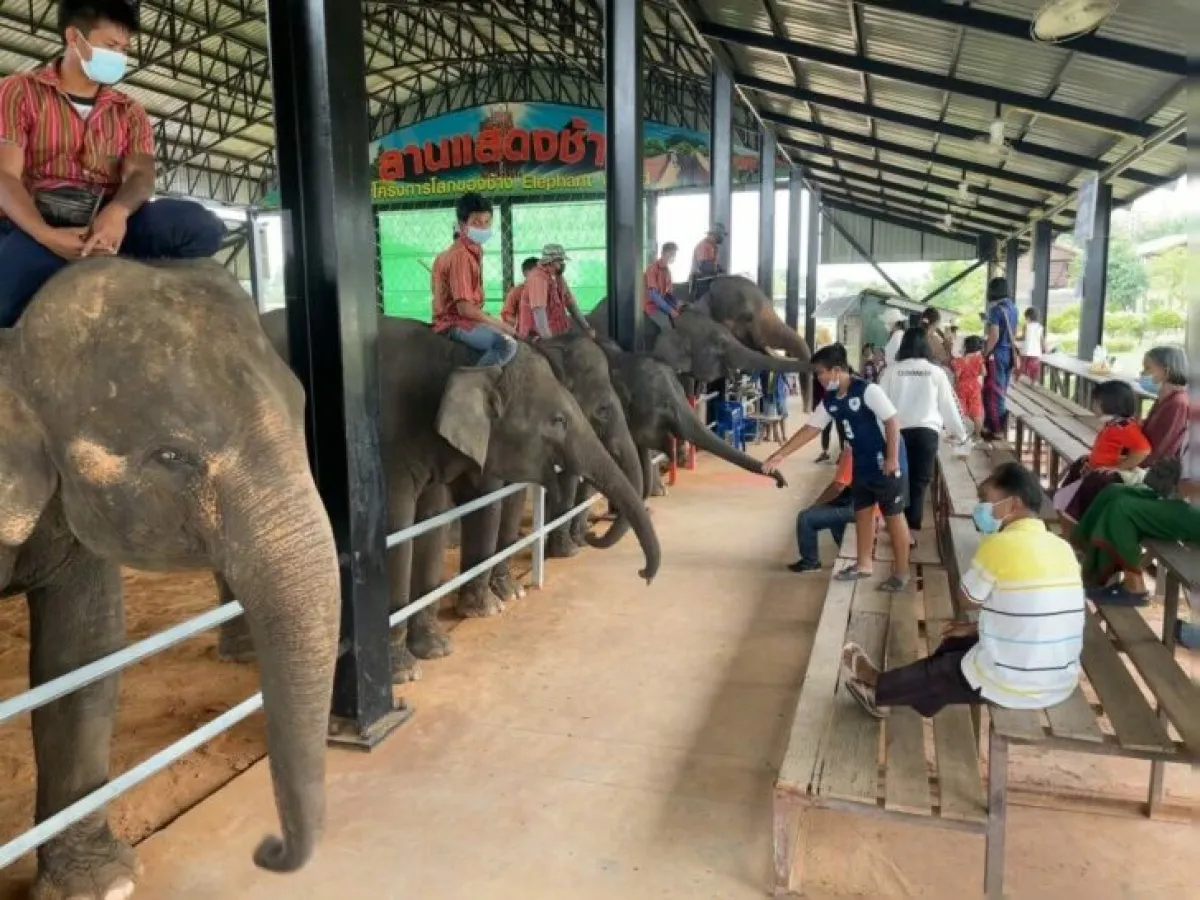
[1,259,340,899]
[220,313,660,683]
[673,274,812,364]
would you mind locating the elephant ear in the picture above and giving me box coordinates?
[536,341,568,382]
[0,334,56,549]
[436,365,506,470]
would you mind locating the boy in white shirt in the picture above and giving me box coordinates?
[1020,307,1046,381]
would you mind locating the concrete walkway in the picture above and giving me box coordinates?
[132,445,1197,900]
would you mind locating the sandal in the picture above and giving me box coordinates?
[841,642,879,683]
[845,678,886,719]
[877,575,911,593]
[834,565,874,582]
[1087,583,1149,607]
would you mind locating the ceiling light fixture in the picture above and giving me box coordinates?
[1031,0,1120,43]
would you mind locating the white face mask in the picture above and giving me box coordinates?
[74,35,128,85]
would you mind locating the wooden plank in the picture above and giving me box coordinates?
[819,608,888,804]
[1023,415,1089,464]
[937,443,978,518]
[990,707,1046,743]
[777,566,857,792]
[1145,540,1200,591]
[1043,687,1104,743]
[1080,614,1174,754]
[883,595,933,816]
[921,617,987,824]
[874,521,941,564]
[946,517,982,604]
[923,567,956,622]
[1098,606,1200,756]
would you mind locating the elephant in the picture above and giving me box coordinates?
[673,273,812,365]
[219,313,660,684]
[0,259,340,898]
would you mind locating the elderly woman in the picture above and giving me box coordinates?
[1061,346,1190,524]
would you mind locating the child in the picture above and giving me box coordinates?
[860,343,882,383]
[1053,380,1151,519]
[765,343,912,593]
[951,335,985,439]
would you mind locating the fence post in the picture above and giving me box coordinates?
[532,485,547,589]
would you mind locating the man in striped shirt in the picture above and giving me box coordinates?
[0,0,224,327]
[841,461,1085,717]
[517,244,593,340]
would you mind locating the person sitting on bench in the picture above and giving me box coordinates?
[840,461,1085,718]
[0,0,225,327]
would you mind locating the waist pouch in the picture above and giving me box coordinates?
[34,187,103,228]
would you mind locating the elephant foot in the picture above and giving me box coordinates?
[546,529,580,559]
[489,571,526,603]
[409,623,454,660]
[455,582,505,618]
[33,819,141,900]
[215,621,257,664]
[650,469,668,497]
[390,640,422,684]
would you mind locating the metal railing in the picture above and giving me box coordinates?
[0,481,599,869]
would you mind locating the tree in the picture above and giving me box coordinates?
[1147,246,1186,307]
[1067,232,1148,312]
[918,260,988,315]
[1048,304,1080,335]
[1146,306,1186,336]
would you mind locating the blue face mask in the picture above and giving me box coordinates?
[1138,374,1159,395]
[465,226,492,246]
[972,501,1004,535]
[77,38,128,86]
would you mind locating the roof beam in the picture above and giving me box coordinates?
[764,108,1065,194]
[697,20,1175,142]
[820,194,986,244]
[738,73,1172,189]
[852,0,1186,76]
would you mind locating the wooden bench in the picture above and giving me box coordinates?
[774,556,987,898]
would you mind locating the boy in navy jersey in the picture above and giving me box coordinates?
[765,343,912,591]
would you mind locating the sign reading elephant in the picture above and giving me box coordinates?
[0,259,341,899]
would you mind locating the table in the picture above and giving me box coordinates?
[1038,353,1155,414]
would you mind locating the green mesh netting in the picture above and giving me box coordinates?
[509,200,607,314]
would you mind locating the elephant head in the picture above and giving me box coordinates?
[673,274,812,368]
[655,309,809,384]
[0,258,339,874]
[434,343,661,582]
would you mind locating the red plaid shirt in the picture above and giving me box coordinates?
[430,236,485,333]
[518,264,573,338]
[0,61,154,206]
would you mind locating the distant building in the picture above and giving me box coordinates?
[1014,240,1078,306]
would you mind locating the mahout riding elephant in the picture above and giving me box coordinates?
[0,259,341,898]
[219,313,660,683]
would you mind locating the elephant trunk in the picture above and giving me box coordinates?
[676,402,788,489]
[219,446,340,874]
[758,310,812,362]
[723,339,810,374]
[571,431,661,582]
[609,422,644,501]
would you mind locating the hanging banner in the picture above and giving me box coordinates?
[369,102,759,204]
[1074,174,1099,244]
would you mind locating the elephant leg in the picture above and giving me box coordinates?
[387,486,421,684]
[213,573,255,664]
[569,479,595,546]
[451,477,506,618]
[545,472,580,559]
[488,489,528,603]
[407,483,455,660]
[27,551,141,900]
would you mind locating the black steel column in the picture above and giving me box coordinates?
[500,198,515,293]
[757,130,776,295]
[267,0,406,746]
[604,0,644,351]
[1005,239,1020,296]
[803,183,820,352]
[1078,183,1113,362]
[784,167,802,330]
[245,208,261,310]
[646,192,658,263]
[710,66,733,272]
[1030,219,1052,325]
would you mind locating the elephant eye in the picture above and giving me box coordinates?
[550,412,568,429]
[153,447,191,467]
[594,403,611,421]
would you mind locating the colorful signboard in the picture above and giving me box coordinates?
[369,102,759,204]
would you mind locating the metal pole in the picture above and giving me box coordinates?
[1078,182,1112,362]
[245,208,262,309]
[604,0,644,352]
[500,198,515,294]
[784,167,802,329]
[804,183,820,352]
[1030,219,1052,325]
[710,66,733,272]
[646,191,659,264]
[531,485,547,589]
[757,130,777,295]
[1005,238,1020,297]
[266,0,406,747]
[821,206,910,300]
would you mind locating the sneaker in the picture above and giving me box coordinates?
[787,559,822,573]
[1087,583,1149,607]
[814,452,831,464]
[877,575,911,593]
[845,678,886,719]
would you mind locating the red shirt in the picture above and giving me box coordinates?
[642,259,674,315]
[500,283,525,326]
[430,236,484,333]
[1090,418,1151,468]
[518,264,573,338]
[0,62,154,205]
[951,353,984,404]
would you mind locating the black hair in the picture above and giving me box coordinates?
[963,335,985,355]
[907,312,922,329]
[896,326,935,363]
[949,324,959,332]
[1092,380,1138,418]
[1024,307,1039,322]
[454,191,492,223]
[521,256,538,274]
[987,276,1010,302]
[921,306,941,326]
[811,343,850,372]
[862,342,875,355]
[1144,346,1189,387]
[892,320,906,333]
[661,241,678,254]
[984,461,1043,513]
[58,0,139,36]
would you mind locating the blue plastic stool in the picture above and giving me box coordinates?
[716,401,747,451]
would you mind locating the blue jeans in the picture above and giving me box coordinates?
[796,501,856,564]
[447,324,518,367]
[0,198,225,327]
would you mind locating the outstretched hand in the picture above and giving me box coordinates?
[762,453,784,475]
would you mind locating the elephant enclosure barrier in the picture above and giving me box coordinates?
[0,481,596,877]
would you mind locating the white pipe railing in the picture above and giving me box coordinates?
[0,479,605,870]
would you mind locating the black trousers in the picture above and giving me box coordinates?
[875,635,982,717]
[901,426,939,530]
[821,418,845,454]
